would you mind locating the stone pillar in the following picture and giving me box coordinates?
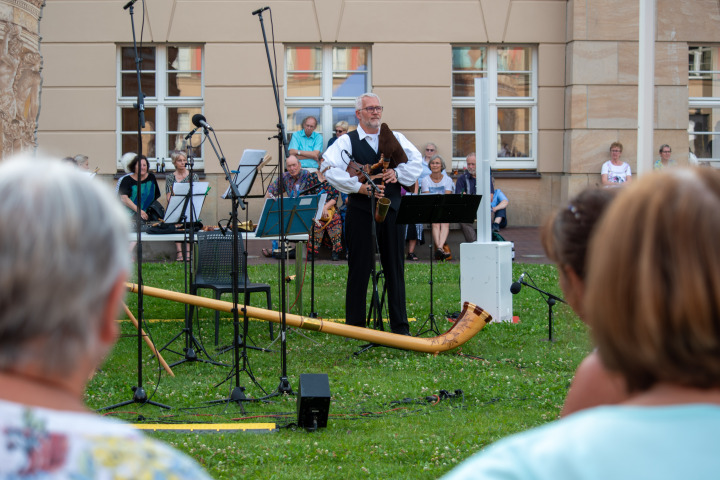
[0,0,44,160]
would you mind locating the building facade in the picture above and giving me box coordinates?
[33,0,719,225]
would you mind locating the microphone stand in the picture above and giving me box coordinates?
[100,1,169,412]
[347,159,387,356]
[512,274,566,342]
[299,180,327,318]
[255,7,294,396]
[202,126,263,405]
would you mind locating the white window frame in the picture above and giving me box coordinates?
[689,45,720,167]
[284,44,371,145]
[452,45,538,171]
[116,44,205,171]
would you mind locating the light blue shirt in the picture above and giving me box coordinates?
[442,404,720,480]
[289,130,323,169]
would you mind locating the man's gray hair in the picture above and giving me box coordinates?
[355,93,380,111]
[0,156,130,373]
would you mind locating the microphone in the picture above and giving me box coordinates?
[510,273,526,295]
[123,0,138,10]
[252,6,269,15]
[191,113,213,131]
[342,149,355,161]
[184,127,199,141]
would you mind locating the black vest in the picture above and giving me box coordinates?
[347,130,402,212]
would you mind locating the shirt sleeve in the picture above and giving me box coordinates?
[392,132,423,187]
[456,175,467,194]
[288,131,300,151]
[601,161,609,175]
[165,173,175,195]
[118,176,133,197]
[323,134,363,194]
[312,133,323,152]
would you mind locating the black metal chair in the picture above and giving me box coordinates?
[190,230,273,345]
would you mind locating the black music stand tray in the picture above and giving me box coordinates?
[255,194,321,395]
[396,194,482,336]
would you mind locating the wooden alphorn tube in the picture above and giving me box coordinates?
[126,283,491,354]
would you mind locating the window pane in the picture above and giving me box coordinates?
[121,72,156,98]
[498,73,531,97]
[452,47,486,97]
[168,107,202,153]
[332,72,367,97]
[498,134,531,158]
[453,72,486,97]
[287,107,322,135]
[498,47,531,71]
[454,133,475,158]
[286,46,322,71]
[689,73,720,98]
[332,107,358,131]
[453,107,475,132]
[121,46,155,70]
[452,46,487,70]
[122,107,156,158]
[122,133,157,160]
[497,107,531,132]
[287,73,322,97]
[332,46,368,72]
[167,46,202,71]
[689,107,720,159]
[122,107,156,131]
[689,46,716,74]
[168,72,202,97]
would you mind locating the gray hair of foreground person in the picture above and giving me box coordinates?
[585,167,720,393]
[0,156,130,373]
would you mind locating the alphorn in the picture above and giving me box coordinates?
[127,283,492,354]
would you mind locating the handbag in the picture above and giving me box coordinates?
[147,200,165,221]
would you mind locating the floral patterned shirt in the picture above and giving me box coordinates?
[0,399,212,479]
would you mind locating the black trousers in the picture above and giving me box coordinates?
[344,202,409,335]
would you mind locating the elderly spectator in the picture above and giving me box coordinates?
[601,141,632,186]
[455,152,478,242]
[265,155,312,199]
[165,150,199,262]
[289,116,323,170]
[444,167,720,480]
[0,156,212,479]
[327,120,349,149]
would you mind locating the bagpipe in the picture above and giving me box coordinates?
[347,123,411,223]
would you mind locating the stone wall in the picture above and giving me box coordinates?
[0,0,44,159]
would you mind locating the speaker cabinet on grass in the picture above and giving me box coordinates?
[297,373,330,430]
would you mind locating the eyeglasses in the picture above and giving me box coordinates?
[426,148,435,152]
[335,129,345,133]
[360,106,383,113]
[661,150,671,153]
[610,149,622,153]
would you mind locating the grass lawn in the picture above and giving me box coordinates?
[90,260,592,479]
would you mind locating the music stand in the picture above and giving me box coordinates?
[159,181,221,368]
[397,194,482,336]
[207,149,270,405]
[256,194,321,395]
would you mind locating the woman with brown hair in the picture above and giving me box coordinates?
[444,168,720,479]
[540,187,625,416]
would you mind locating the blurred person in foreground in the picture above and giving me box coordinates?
[0,156,212,479]
[443,167,720,479]
[541,187,626,416]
